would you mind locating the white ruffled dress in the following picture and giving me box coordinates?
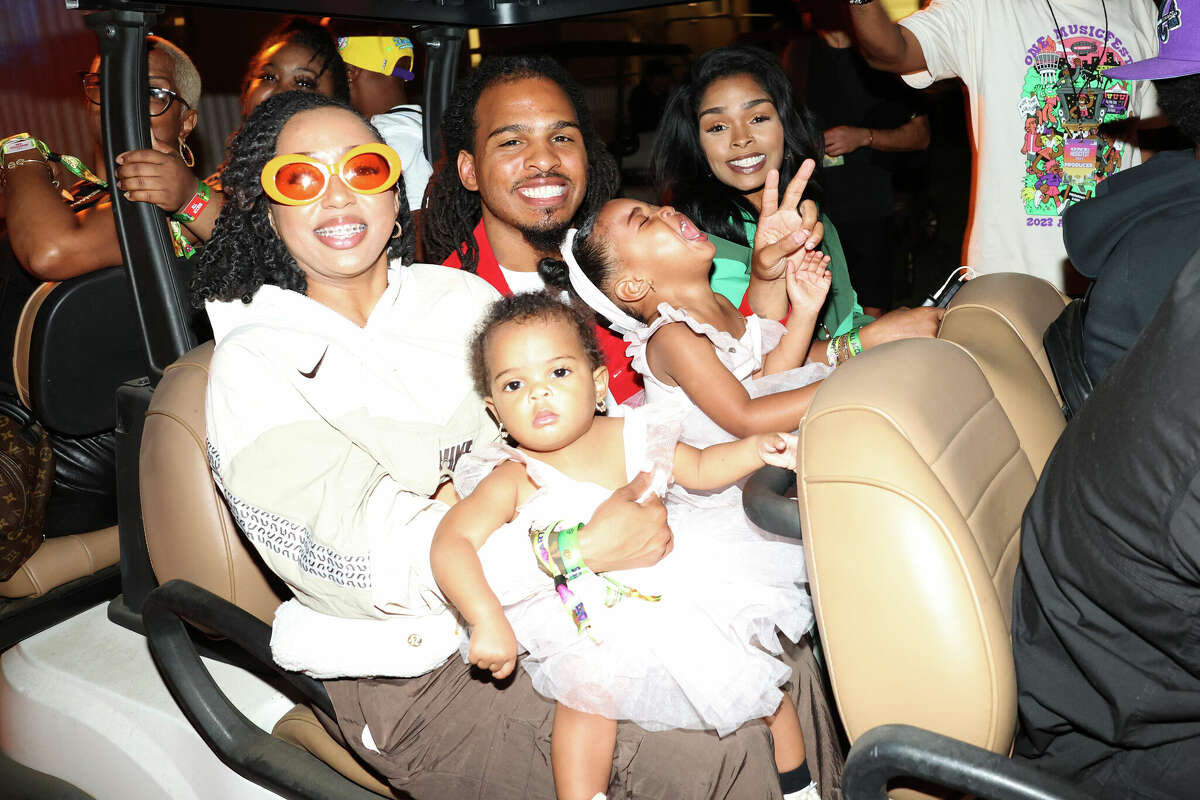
[626,303,832,512]
[453,403,812,736]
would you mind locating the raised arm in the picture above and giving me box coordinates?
[431,464,523,679]
[649,323,819,437]
[762,249,831,375]
[743,163,824,320]
[849,2,929,75]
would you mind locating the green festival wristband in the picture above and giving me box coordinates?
[556,523,587,581]
[848,328,863,357]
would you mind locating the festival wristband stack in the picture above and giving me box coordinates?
[172,179,211,223]
[530,521,593,636]
[529,521,660,639]
[825,327,865,367]
[530,521,587,581]
[1,133,57,187]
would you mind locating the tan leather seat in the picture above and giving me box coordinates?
[939,274,1067,476]
[12,281,58,411]
[272,706,397,798]
[798,338,1039,796]
[0,281,120,599]
[943,273,1069,411]
[0,526,118,599]
[140,342,391,796]
[140,342,283,624]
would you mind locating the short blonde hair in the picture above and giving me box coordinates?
[148,35,201,110]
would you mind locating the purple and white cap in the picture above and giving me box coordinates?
[1106,0,1199,80]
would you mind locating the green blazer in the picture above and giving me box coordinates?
[709,213,874,339]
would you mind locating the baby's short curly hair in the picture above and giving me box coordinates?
[469,291,603,399]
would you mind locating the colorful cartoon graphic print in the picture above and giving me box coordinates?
[1019,28,1136,218]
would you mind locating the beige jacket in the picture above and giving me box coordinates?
[206,262,505,676]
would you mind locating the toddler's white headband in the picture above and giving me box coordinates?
[560,227,646,337]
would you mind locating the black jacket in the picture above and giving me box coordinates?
[1012,249,1200,798]
[1063,149,1200,384]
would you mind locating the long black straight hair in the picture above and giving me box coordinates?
[651,46,824,247]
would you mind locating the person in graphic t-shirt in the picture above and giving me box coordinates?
[848,0,1163,290]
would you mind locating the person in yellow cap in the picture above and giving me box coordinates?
[337,35,432,212]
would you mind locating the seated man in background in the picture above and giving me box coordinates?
[337,34,433,213]
[1062,0,1200,388]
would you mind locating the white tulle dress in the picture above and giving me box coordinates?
[626,303,832,514]
[453,403,812,736]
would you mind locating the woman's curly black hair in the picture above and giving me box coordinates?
[240,17,350,108]
[191,91,414,306]
[469,290,603,401]
[651,45,824,248]
[422,56,621,270]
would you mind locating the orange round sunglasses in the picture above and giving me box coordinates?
[260,143,402,206]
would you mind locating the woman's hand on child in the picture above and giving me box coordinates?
[469,613,519,680]
[784,249,832,315]
[751,161,821,282]
[579,472,673,572]
[757,433,799,471]
[115,138,197,214]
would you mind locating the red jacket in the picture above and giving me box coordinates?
[442,220,644,403]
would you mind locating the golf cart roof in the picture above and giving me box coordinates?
[72,0,676,26]
[73,0,687,384]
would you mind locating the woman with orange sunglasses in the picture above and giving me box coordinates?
[193,90,797,799]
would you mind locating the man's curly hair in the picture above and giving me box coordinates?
[192,91,414,306]
[469,291,603,401]
[422,56,620,271]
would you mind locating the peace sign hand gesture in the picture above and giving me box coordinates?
[750,159,823,282]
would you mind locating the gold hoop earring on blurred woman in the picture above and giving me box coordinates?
[178,138,195,168]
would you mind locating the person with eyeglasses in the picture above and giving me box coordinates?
[114,18,350,247]
[3,36,202,281]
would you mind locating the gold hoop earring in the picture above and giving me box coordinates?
[595,399,608,415]
[178,139,195,168]
[393,221,402,239]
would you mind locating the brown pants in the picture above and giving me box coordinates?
[324,635,844,800]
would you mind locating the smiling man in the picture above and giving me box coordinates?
[421,56,644,400]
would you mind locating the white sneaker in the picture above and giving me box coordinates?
[783,780,820,800]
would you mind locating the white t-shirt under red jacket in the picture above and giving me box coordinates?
[899,0,1161,289]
